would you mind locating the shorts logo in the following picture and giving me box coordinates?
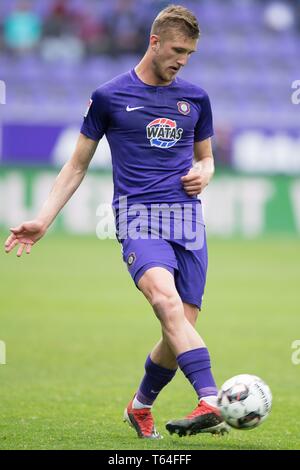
[177,101,190,115]
[84,98,93,117]
[146,118,183,148]
[127,252,136,266]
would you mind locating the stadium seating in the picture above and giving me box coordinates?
[0,0,298,127]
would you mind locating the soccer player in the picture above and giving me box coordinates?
[4,5,228,438]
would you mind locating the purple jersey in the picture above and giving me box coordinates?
[80,68,213,209]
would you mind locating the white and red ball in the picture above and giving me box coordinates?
[217,374,272,430]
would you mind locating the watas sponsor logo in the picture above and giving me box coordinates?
[146,117,183,148]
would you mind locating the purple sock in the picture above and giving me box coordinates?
[177,347,218,400]
[136,355,177,406]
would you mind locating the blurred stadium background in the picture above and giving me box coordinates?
[0,0,300,236]
[0,0,300,450]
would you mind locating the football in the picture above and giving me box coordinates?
[217,374,272,430]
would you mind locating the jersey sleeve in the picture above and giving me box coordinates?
[194,93,214,142]
[80,88,109,141]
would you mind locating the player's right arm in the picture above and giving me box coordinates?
[4,133,98,257]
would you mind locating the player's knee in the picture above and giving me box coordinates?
[151,292,183,325]
[151,292,179,313]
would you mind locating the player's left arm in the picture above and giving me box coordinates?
[181,138,215,196]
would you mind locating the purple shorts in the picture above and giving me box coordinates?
[120,227,208,309]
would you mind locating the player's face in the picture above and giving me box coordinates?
[151,33,197,84]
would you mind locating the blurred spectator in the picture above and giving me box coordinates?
[43,0,78,37]
[40,35,85,63]
[286,0,300,31]
[41,0,85,63]
[105,0,147,55]
[264,1,295,32]
[3,0,42,53]
[75,4,111,55]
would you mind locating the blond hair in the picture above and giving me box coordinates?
[151,4,200,40]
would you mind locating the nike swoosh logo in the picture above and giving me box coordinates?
[126,105,145,112]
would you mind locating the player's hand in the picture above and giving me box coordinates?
[181,166,213,196]
[4,220,47,257]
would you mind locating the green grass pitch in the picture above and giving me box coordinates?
[1,234,299,450]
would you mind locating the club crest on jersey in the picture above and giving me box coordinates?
[146,118,183,148]
[177,101,190,115]
[127,252,136,266]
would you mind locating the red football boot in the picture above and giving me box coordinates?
[124,397,162,439]
[166,399,229,437]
